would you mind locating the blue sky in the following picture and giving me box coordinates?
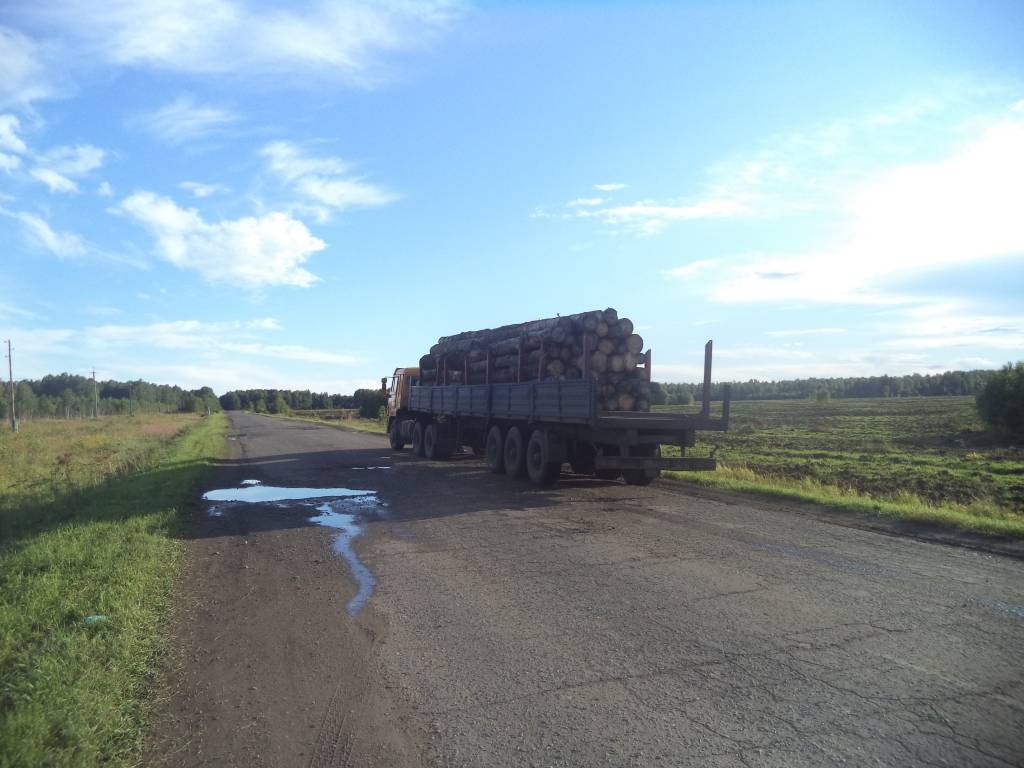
[1,0,1022,393]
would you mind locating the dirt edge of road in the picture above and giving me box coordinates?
[144,428,422,768]
[662,477,1024,560]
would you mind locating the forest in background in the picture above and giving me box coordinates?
[0,373,221,420]
[1,368,1000,421]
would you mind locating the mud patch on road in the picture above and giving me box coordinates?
[202,480,382,615]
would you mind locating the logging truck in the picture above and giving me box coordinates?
[383,340,730,486]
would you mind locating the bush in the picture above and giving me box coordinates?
[976,362,1024,436]
[354,388,386,419]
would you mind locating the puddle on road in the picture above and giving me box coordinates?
[202,480,380,616]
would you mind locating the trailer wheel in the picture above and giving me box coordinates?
[411,421,426,457]
[388,419,405,450]
[424,423,454,460]
[503,426,529,478]
[623,445,660,486]
[485,425,506,474]
[526,429,561,485]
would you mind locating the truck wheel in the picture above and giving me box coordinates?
[388,419,405,450]
[424,423,439,459]
[411,421,426,457]
[526,429,560,485]
[503,426,528,478]
[623,445,660,486]
[485,425,506,474]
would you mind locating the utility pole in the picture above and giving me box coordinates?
[91,368,98,418]
[4,340,15,432]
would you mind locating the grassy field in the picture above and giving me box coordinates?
[661,396,1024,537]
[0,413,227,767]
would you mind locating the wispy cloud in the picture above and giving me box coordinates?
[567,197,604,207]
[711,118,1024,305]
[29,143,105,193]
[17,1,459,86]
[576,198,747,236]
[30,167,77,193]
[766,328,846,337]
[261,140,397,219]
[665,259,721,279]
[139,96,238,144]
[0,26,52,106]
[0,114,27,153]
[13,210,87,257]
[119,191,325,288]
[179,180,227,198]
[0,317,362,388]
[594,183,626,192]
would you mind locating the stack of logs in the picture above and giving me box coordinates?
[417,308,652,411]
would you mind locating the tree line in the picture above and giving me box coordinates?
[1,373,221,420]
[652,368,997,405]
[218,388,386,418]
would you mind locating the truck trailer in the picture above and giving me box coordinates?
[383,340,730,486]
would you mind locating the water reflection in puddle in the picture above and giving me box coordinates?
[202,480,379,616]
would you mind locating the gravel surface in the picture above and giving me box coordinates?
[149,411,1024,767]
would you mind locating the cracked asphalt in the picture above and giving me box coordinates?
[154,412,1024,767]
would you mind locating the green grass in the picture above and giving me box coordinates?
[0,413,227,767]
[277,410,387,435]
[660,396,1024,537]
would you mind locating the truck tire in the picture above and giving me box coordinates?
[526,429,561,485]
[412,421,426,457]
[485,425,506,474]
[424,423,455,460]
[623,445,660,486]
[388,419,405,450]
[503,426,528,478]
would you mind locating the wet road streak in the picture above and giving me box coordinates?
[151,411,1024,768]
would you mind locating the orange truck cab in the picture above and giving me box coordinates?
[384,367,419,435]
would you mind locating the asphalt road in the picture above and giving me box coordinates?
[149,411,1024,767]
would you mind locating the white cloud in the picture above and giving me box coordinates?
[0,153,20,173]
[97,180,113,196]
[119,191,326,287]
[139,96,237,144]
[665,259,721,279]
[567,197,603,207]
[594,183,626,192]
[0,114,27,153]
[19,0,458,84]
[576,198,747,236]
[712,120,1024,304]
[179,180,226,198]
[15,211,87,257]
[0,301,41,320]
[0,26,52,106]
[1011,99,1024,114]
[29,144,105,193]
[262,140,397,216]
[38,143,104,175]
[0,317,362,389]
[766,328,846,337]
[30,167,78,193]
[218,342,358,365]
